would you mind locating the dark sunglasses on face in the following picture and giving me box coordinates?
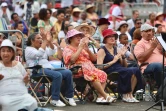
[136,22,142,25]
[122,25,128,28]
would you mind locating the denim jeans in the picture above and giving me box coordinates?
[144,62,165,87]
[32,68,74,100]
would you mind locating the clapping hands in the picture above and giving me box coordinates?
[117,46,128,57]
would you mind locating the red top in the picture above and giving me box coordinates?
[108,4,123,22]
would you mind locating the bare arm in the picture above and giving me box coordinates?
[97,49,120,69]
[86,48,97,62]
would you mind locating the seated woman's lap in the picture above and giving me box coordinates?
[33,68,72,80]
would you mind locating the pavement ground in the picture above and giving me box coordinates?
[45,100,166,111]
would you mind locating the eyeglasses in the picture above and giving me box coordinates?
[136,22,142,25]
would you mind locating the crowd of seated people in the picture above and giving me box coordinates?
[1,0,166,110]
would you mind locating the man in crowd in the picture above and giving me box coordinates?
[129,18,142,38]
[134,23,166,88]
[11,13,29,36]
[127,10,139,31]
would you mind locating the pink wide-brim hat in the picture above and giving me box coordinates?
[66,29,84,39]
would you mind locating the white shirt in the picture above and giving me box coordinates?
[127,19,134,30]
[112,6,121,17]
[25,46,57,69]
[58,31,66,40]
[0,62,27,96]
[116,31,132,44]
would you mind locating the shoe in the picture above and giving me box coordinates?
[106,96,117,103]
[50,100,66,107]
[66,98,77,106]
[96,97,110,105]
[131,98,140,103]
[96,97,104,103]
[122,98,134,103]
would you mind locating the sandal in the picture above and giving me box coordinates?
[106,96,117,103]
[96,97,110,105]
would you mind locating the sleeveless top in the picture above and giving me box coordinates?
[102,46,122,68]
[108,4,123,22]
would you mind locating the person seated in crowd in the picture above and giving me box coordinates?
[146,13,156,27]
[30,10,39,34]
[85,4,98,26]
[108,0,126,30]
[129,18,142,39]
[155,12,166,32]
[131,28,142,46]
[155,24,162,35]
[0,39,37,111]
[11,13,29,36]
[0,33,7,45]
[118,34,136,67]
[116,21,132,43]
[134,23,165,88]
[0,2,11,25]
[54,9,65,40]
[75,23,100,53]
[97,29,143,103]
[12,21,28,56]
[25,31,76,107]
[70,7,82,22]
[127,10,139,31]
[63,29,116,103]
[77,12,92,25]
[93,18,110,45]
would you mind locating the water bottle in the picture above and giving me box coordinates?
[145,82,151,101]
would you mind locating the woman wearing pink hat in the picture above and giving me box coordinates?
[63,29,116,103]
[97,29,143,103]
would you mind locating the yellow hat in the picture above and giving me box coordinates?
[72,7,82,13]
[86,4,94,11]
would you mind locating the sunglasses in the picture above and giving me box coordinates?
[122,25,128,28]
[136,22,142,25]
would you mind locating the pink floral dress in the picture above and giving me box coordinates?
[63,45,107,83]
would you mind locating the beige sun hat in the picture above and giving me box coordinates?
[86,4,94,11]
[75,23,95,36]
[72,7,82,14]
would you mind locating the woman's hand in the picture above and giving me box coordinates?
[113,54,121,63]
[0,74,4,80]
[40,30,47,40]
[118,47,128,56]
[23,71,30,84]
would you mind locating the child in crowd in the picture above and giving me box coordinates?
[118,33,136,67]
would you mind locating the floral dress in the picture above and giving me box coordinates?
[63,45,107,83]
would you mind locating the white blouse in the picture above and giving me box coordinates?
[0,62,27,96]
[25,46,57,69]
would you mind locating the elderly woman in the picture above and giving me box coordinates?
[97,29,143,103]
[25,31,76,107]
[75,23,100,53]
[0,39,37,111]
[63,29,116,103]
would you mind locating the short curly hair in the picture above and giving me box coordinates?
[39,8,51,20]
